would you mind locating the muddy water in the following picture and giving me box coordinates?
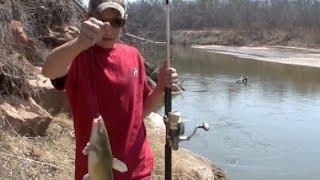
[143,45,320,180]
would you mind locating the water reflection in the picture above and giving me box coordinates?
[142,45,320,180]
[144,45,320,99]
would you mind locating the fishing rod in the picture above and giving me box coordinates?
[163,1,209,180]
[72,0,210,178]
[164,0,172,179]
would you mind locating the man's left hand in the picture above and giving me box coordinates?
[157,62,179,91]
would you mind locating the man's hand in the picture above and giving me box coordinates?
[77,17,111,50]
[143,62,179,117]
[42,17,110,79]
[157,62,179,91]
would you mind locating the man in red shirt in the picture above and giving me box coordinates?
[42,0,179,179]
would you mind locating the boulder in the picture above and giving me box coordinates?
[27,68,70,115]
[0,96,53,136]
[2,53,70,115]
[8,20,37,61]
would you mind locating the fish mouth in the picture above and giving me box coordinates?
[90,117,103,143]
[92,117,100,129]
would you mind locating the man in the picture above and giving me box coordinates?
[42,0,178,179]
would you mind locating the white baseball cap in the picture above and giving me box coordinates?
[89,1,127,19]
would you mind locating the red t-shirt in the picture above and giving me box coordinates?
[51,43,154,180]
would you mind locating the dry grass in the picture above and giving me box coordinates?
[0,113,75,179]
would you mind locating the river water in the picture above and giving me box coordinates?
[144,45,320,180]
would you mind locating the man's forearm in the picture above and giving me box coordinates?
[143,86,164,117]
[42,37,85,79]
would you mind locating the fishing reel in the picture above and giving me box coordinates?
[165,111,210,150]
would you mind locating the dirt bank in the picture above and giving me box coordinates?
[193,45,320,68]
[172,29,320,48]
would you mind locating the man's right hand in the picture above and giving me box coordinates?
[42,18,111,79]
[77,17,110,50]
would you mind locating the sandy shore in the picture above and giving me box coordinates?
[192,45,320,68]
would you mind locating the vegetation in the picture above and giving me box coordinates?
[128,0,320,31]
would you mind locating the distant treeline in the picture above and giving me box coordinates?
[127,0,320,31]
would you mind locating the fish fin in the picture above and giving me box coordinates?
[82,173,90,180]
[82,143,91,155]
[112,158,128,172]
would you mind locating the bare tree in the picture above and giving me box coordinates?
[127,0,320,32]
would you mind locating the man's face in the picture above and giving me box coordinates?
[95,9,123,48]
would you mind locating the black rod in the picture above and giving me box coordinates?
[164,0,172,180]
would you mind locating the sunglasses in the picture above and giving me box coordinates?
[103,18,126,28]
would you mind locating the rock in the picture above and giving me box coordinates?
[27,68,70,116]
[4,53,70,115]
[8,21,34,49]
[0,96,53,136]
[8,20,79,65]
[0,53,69,115]
[144,113,228,180]
[8,20,37,59]
[43,24,80,49]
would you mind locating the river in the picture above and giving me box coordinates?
[143,45,320,180]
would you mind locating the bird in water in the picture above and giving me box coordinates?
[236,74,249,85]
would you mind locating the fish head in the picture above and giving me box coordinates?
[89,116,111,154]
[86,116,128,179]
[87,116,114,179]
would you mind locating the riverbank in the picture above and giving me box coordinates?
[192,45,320,68]
[172,29,320,48]
[141,28,320,68]
[0,108,228,179]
